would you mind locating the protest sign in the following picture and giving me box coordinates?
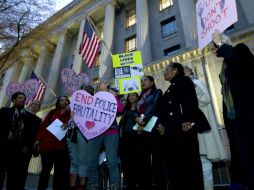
[61,68,90,93]
[196,0,238,49]
[70,90,117,140]
[112,51,143,95]
[118,76,141,95]
[112,51,142,67]
[6,79,40,102]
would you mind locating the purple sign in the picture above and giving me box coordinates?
[6,79,40,102]
[61,68,90,93]
[70,90,117,140]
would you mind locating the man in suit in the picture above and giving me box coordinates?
[0,92,41,190]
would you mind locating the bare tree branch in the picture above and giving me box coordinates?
[0,0,55,73]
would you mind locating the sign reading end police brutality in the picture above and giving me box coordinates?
[196,0,238,49]
[70,90,117,140]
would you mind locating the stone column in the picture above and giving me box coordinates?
[34,44,51,78]
[44,32,68,100]
[136,0,152,65]
[99,0,115,81]
[178,0,197,48]
[18,57,35,83]
[0,63,23,107]
[72,19,86,74]
[239,0,254,25]
[0,68,14,107]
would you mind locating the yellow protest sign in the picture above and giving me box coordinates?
[112,51,142,68]
[118,76,142,95]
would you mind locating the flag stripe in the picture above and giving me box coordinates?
[88,41,100,68]
[86,35,97,64]
[26,72,46,107]
[78,19,100,68]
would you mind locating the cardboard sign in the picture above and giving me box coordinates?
[70,90,117,140]
[112,51,143,95]
[6,79,40,102]
[118,76,141,95]
[196,0,238,49]
[61,68,90,93]
[112,51,142,67]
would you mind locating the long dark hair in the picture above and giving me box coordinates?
[55,95,70,110]
[124,93,139,111]
[143,75,157,91]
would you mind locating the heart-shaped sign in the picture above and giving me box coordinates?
[61,68,90,93]
[70,90,118,140]
[6,79,40,102]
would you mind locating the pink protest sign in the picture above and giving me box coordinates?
[70,90,117,140]
[61,68,90,93]
[196,0,238,49]
[6,79,40,102]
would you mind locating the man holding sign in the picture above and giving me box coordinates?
[211,31,254,190]
[196,0,238,49]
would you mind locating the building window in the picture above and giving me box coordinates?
[125,36,136,52]
[159,0,173,11]
[225,24,235,34]
[164,44,180,56]
[161,17,177,38]
[126,9,136,28]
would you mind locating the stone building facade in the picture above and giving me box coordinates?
[0,0,253,130]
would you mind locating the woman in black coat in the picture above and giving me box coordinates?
[158,63,210,190]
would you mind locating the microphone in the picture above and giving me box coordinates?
[107,85,119,92]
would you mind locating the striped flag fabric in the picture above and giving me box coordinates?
[26,71,46,106]
[79,19,100,68]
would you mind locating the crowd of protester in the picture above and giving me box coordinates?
[0,31,253,190]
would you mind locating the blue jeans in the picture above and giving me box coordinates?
[67,130,89,177]
[87,134,119,188]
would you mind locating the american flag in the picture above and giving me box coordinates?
[26,71,46,106]
[79,19,100,68]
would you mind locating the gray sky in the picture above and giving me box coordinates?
[55,0,73,11]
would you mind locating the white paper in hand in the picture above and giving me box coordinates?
[133,116,158,132]
[46,119,67,141]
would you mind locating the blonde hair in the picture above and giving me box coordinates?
[209,34,232,52]
[221,34,232,45]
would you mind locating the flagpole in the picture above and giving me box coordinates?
[33,71,57,98]
[85,14,113,57]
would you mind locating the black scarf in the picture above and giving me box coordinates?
[8,107,26,142]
